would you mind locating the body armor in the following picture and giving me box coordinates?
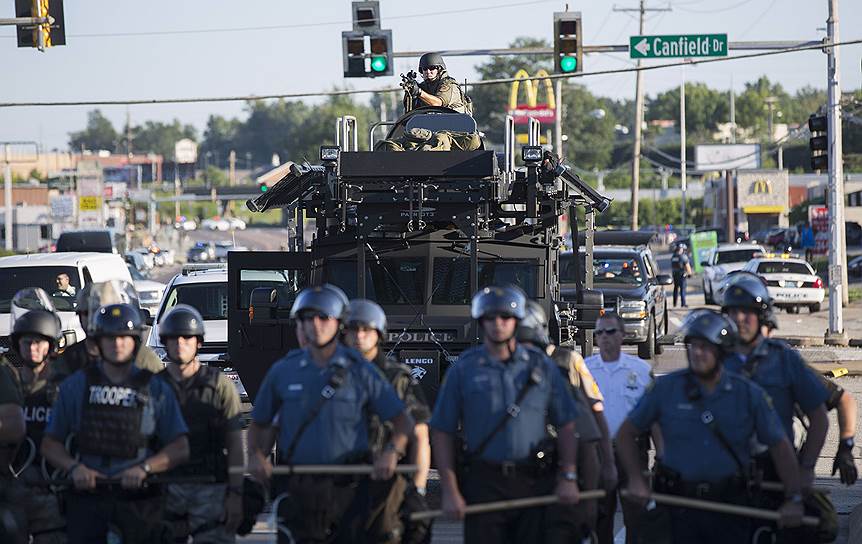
[162,366,228,480]
[77,366,153,459]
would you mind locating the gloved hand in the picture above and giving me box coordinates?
[403,79,421,98]
[832,439,858,485]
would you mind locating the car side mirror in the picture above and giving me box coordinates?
[656,274,674,286]
[700,261,710,267]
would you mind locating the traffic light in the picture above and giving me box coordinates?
[553,12,582,74]
[15,0,66,50]
[342,2,393,78]
[809,114,828,171]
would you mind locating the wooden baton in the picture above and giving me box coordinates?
[229,464,418,476]
[620,490,820,527]
[409,490,607,522]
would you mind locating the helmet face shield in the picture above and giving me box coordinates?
[86,280,143,334]
[11,288,56,333]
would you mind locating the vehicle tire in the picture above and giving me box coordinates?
[809,303,821,313]
[638,316,656,360]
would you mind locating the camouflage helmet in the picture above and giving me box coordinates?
[419,52,446,71]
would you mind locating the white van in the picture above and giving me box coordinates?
[0,252,133,347]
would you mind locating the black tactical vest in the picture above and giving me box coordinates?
[77,365,153,459]
[8,364,60,468]
[161,365,228,480]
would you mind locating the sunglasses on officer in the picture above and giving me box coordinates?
[420,66,441,73]
[594,328,619,336]
[481,313,516,321]
[297,311,333,322]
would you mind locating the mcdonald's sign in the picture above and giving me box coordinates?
[750,178,773,195]
[506,69,556,125]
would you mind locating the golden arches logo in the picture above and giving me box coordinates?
[751,179,772,195]
[508,69,556,110]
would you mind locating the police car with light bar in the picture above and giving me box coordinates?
[740,254,825,313]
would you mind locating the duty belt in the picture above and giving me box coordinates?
[469,459,547,478]
[654,467,747,501]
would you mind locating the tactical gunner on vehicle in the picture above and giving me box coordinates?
[401,52,471,114]
[157,304,244,543]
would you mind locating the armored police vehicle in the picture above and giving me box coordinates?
[226,108,610,403]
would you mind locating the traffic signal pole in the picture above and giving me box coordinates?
[826,0,846,341]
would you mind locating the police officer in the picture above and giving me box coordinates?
[585,312,659,544]
[762,307,858,485]
[430,286,580,543]
[0,331,27,544]
[343,299,432,544]
[402,52,471,114]
[720,272,829,490]
[60,283,164,375]
[2,306,66,543]
[516,300,611,543]
[247,284,414,544]
[157,304,244,543]
[617,309,805,543]
[41,302,190,544]
[670,243,692,307]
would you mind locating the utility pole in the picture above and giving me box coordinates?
[826,0,846,340]
[729,81,736,144]
[680,66,687,227]
[3,145,11,251]
[554,79,563,158]
[125,108,133,158]
[615,1,671,230]
[764,96,778,144]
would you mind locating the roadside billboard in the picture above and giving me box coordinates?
[690,230,718,274]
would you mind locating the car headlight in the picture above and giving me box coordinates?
[619,300,648,320]
[140,290,161,302]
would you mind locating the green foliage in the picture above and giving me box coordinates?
[647,83,729,138]
[121,120,198,158]
[68,110,118,151]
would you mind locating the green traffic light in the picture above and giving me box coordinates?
[370,56,388,72]
[260,184,268,193]
[560,55,578,73]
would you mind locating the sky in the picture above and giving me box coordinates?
[0,0,860,152]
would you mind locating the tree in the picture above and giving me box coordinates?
[121,120,198,158]
[647,83,729,139]
[68,110,118,152]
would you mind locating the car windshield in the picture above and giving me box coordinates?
[325,258,426,306]
[716,249,761,265]
[127,265,146,281]
[757,262,812,275]
[431,258,539,304]
[560,253,645,286]
[161,282,228,320]
[0,266,80,312]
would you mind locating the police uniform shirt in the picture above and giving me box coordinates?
[251,344,406,465]
[671,253,689,276]
[429,344,578,464]
[45,361,188,476]
[628,369,785,482]
[584,352,652,438]
[723,338,828,441]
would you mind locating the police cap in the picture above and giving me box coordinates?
[159,304,205,343]
[345,299,387,336]
[682,309,737,352]
[471,286,527,321]
[90,303,144,338]
[419,52,446,71]
[516,300,551,347]
[11,309,61,350]
[290,284,349,320]
[721,271,772,318]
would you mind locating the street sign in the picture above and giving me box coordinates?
[79,196,101,211]
[629,34,727,59]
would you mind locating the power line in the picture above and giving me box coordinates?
[0,0,558,39]
[1,39,860,108]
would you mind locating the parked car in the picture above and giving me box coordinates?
[226,217,247,230]
[742,256,825,313]
[848,255,862,277]
[560,231,672,359]
[700,243,766,305]
[174,218,197,231]
[202,218,231,231]
[127,264,167,316]
[187,242,216,263]
[132,248,156,270]
[214,242,249,262]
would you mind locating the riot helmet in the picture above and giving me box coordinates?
[763,306,779,333]
[345,299,387,336]
[289,284,348,321]
[418,52,446,72]
[470,286,527,321]
[90,304,144,338]
[682,309,738,354]
[11,309,62,365]
[516,300,551,348]
[11,287,55,325]
[159,304,205,343]
[720,271,772,320]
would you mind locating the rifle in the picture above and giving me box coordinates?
[400,70,419,112]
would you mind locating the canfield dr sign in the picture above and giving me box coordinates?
[630,34,728,59]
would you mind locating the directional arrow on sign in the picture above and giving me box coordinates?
[633,38,650,56]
